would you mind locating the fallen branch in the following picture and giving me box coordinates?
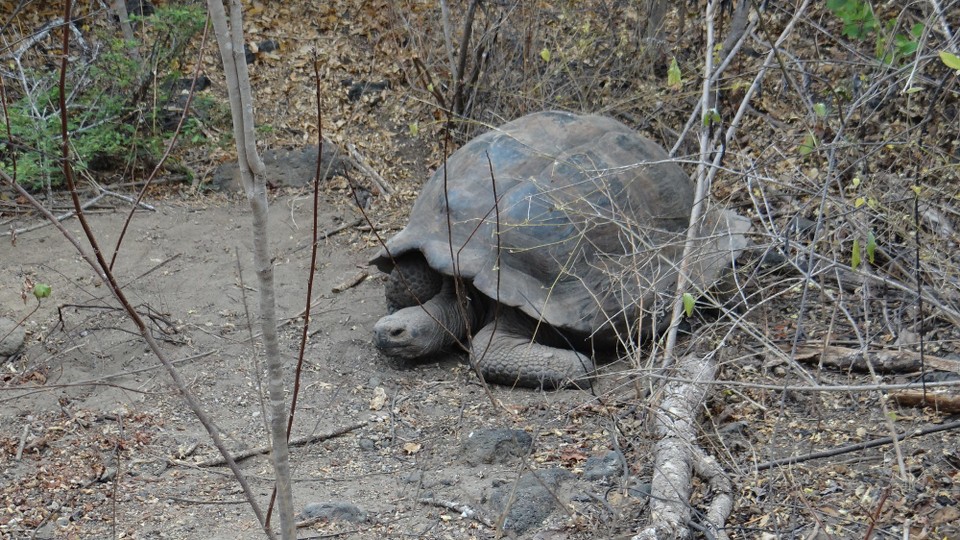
[182,420,366,468]
[690,446,733,537]
[890,391,960,414]
[635,351,731,540]
[346,143,394,196]
[0,349,214,403]
[8,193,96,236]
[2,189,156,238]
[754,418,960,471]
[332,271,368,293]
[793,344,960,374]
[15,424,28,461]
[4,17,89,62]
[321,218,363,238]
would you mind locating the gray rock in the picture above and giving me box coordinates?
[403,470,422,484]
[582,450,624,480]
[919,370,960,383]
[300,501,366,523]
[357,437,376,451]
[489,468,573,533]
[718,420,749,435]
[210,142,346,191]
[627,481,652,500]
[461,428,532,465]
[0,317,26,360]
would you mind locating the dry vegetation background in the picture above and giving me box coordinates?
[2,0,960,538]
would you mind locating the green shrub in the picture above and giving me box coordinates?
[826,0,922,64]
[1,4,205,190]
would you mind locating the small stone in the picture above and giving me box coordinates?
[300,501,367,523]
[718,421,748,435]
[461,428,532,465]
[0,317,26,360]
[627,482,652,500]
[583,450,624,480]
[489,468,573,533]
[357,437,376,451]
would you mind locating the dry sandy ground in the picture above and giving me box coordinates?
[1,193,644,539]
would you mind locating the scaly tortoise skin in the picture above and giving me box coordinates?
[371,111,747,389]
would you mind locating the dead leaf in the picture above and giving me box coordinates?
[369,386,387,411]
[931,505,960,526]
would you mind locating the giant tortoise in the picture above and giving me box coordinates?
[371,111,747,389]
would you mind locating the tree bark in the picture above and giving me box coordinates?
[207,1,295,538]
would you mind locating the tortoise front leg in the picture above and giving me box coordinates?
[470,310,594,390]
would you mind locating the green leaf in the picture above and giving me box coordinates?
[851,238,861,270]
[667,57,682,89]
[408,122,419,137]
[826,0,849,11]
[866,230,876,264]
[813,102,827,118]
[682,292,695,317]
[940,50,960,70]
[895,33,919,56]
[540,47,551,62]
[702,108,721,127]
[904,86,924,94]
[33,283,52,299]
[799,133,817,156]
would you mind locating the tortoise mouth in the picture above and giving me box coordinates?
[373,313,434,359]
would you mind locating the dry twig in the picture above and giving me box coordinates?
[346,143,394,196]
[182,420,366,468]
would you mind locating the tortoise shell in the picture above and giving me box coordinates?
[372,111,741,341]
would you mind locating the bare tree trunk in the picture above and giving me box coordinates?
[109,0,141,61]
[640,0,668,67]
[206,1,295,538]
[642,0,667,42]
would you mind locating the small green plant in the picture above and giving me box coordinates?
[847,176,880,271]
[851,234,875,271]
[33,283,52,299]
[827,0,877,40]
[1,5,205,190]
[876,21,923,64]
[798,132,818,156]
[826,0,923,64]
[181,117,207,144]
